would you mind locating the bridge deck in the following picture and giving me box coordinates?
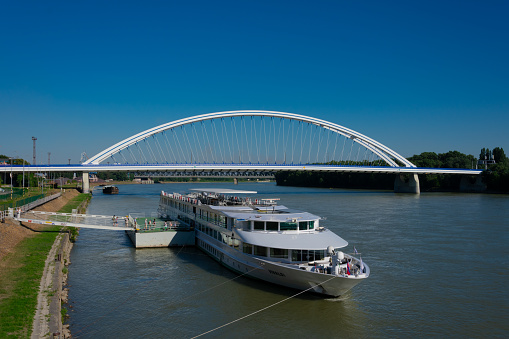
[0,164,483,175]
[16,211,134,231]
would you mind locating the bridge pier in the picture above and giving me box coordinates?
[233,178,238,185]
[394,174,420,194]
[82,172,90,194]
[459,175,486,192]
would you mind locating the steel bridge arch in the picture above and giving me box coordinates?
[84,110,416,168]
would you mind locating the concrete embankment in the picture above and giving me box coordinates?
[31,232,73,338]
[29,190,86,338]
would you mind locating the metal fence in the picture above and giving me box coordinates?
[0,187,26,201]
[0,192,61,214]
[0,193,47,212]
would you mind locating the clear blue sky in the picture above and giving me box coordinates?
[1,0,508,164]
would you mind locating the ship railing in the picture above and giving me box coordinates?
[196,214,226,228]
[136,220,191,232]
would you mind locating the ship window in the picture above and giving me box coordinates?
[299,221,313,231]
[254,245,267,257]
[291,250,300,261]
[266,222,278,231]
[280,222,297,231]
[311,250,325,261]
[243,243,252,254]
[291,249,312,261]
[302,250,312,262]
[254,221,264,230]
[309,221,315,229]
[270,248,288,259]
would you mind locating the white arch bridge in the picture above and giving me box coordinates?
[2,110,482,193]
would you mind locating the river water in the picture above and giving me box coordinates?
[67,183,508,338]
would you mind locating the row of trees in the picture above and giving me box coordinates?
[479,147,506,163]
[406,151,476,191]
[96,172,134,181]
[479,147,509,192]
[1,155,37,187]
[276,148,509,192]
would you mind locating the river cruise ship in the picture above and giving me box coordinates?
[157,188,369,297]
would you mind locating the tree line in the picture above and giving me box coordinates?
[275,148,509,193]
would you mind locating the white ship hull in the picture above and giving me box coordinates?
[196,231,368,297]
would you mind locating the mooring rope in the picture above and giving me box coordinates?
[190,275,338,338]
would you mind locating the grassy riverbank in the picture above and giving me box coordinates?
[0,191,90,338]
[0,226,60,338]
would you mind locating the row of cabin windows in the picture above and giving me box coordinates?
[197,209,227,228]
[199,223,327,262]
[168,201,227,229]
[199,239,220,259]
[198,223,240,248]
[169,199,313,232]
[242,244,325,262]
[166,198,191,214]
[252,220,315,231]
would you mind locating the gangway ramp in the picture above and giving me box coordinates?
[15,211,134,231]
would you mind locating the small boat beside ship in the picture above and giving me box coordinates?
[157,188,369,297]
[102,185,119,194]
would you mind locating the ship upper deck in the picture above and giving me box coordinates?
[161,189,320,221]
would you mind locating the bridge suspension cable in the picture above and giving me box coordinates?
[84,110,416,168]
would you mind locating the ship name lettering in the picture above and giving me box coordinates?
[268,269,286,277]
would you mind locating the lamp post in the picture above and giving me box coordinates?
[10,157,13,200]
[22,157,25,195]
[32,137,37,165]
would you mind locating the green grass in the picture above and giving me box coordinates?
[61,305,68,323]
[0,226,60,338]
[0,192,91,338]
[58,193,91,214]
